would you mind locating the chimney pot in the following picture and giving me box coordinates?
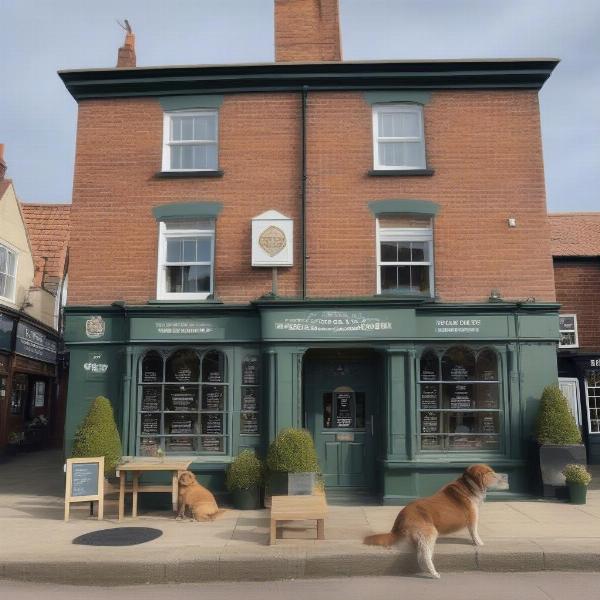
[0,144,6,180]
[116,22,136,68]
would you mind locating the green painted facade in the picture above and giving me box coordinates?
[63,299,559,503]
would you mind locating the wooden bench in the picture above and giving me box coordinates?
[269,495,328,545]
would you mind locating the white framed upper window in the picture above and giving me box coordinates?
[157,220,215,300]
[559,314,579,348]
[162,110,219,172]
[376,224,434,296]
[372,104,426,170]
[0,242,17,302]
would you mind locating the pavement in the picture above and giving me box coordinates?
[2,451,600,585]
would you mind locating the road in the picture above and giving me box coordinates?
[1,573,598,600]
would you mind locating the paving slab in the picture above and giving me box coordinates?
[2,452,600,584]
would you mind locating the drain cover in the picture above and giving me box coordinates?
[73,527,163,546]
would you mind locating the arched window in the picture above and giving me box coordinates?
[137,348,229,457]
[418,346,502,453]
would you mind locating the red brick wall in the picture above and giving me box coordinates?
[554,260,600,351]
[275,0,341,62]
[68,89,556,306]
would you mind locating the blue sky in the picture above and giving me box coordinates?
[1,0,599,212]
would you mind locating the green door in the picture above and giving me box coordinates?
[304,353,378,489]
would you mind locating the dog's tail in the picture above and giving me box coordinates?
[363,531,403,547]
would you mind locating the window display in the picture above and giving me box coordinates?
[418,346,502,452]
[138,349,228,455]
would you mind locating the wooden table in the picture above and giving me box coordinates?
[115,459,192,520]
[269,495,328,545]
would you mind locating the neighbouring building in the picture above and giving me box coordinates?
[59,0,560,503]
[0,144,70,454]
[551,213,600,464]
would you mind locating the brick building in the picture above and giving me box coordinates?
[551,213,600,463]
[59,0,560,502]
[0,145,70,455]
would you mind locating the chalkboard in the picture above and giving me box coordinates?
[203,387,224,411]
[142,387,160,411]
[241,412,259,434]
[242,357,259,385]
[168,415,194,434]
[166,437,194,453]
[421,412,439,434]
[241,388,258,412]
[420,385,439,410]
[64,457,104,521]
[142,353,163,382]
[71,462,99,497]
[335,392,353,428]
[201,436,223,452]
[448,384,472,409]
[141,413,160,435]
[202,413,223,435]
[168,389,197,411]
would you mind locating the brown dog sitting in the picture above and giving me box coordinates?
[364,464,508,578]
[176,470,224,521]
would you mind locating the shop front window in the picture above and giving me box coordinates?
[241,356,260,435]
[418,346,502,452]
[585,371,600,434]
[138,349,229,456]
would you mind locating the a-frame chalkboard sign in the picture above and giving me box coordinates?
[64,457,105,521]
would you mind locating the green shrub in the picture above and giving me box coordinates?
[266,428,320,473]
[535,385,582,445]
[226,450,263,491]
[71,396,122,475]
[563,464,592,485]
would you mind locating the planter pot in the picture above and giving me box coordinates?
[231,486,261,510]
[567,482,588,505]
[539,444,586,498]
[269,471,316,496]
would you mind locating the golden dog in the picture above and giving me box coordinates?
[176,471,224,521]
[364,464,508,578]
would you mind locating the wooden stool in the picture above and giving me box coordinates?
[269,495,328,545]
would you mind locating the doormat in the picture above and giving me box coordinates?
[72,527,163,546]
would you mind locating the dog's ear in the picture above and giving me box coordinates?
[466,464,492,490]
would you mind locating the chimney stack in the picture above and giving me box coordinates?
[0,144,6,180]
[275,0,342,63]
[116,20,136,68]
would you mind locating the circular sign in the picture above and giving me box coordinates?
[259,225,287,257]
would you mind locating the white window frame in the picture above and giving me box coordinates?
[558,314,579,349]
[376,222,434,297]
[372,104,426,170]
[0,241,18,303]
[161,109,219,172]
[156,221,215,301]
[584,372,600,435]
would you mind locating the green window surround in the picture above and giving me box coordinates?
[363,91,432,106]
[369,199,439,217]
[159,95,224,111]
[152,202,223,221]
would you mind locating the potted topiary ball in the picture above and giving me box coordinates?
[226,449,263,510]
[266,428,321,496]
[562,464,592,505]
[536,384,585,497]
[71,396,123,478]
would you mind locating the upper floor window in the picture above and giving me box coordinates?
[559,314,578,348]
[162,110,218,172]
[157,220,214,300]
[372,104,426,170]
[377,225,433,296]
[0,243,17,302]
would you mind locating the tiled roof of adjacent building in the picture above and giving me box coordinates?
[549,213,600,257]
[20,203,71,293]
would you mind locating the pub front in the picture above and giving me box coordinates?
[63,298,558,503]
